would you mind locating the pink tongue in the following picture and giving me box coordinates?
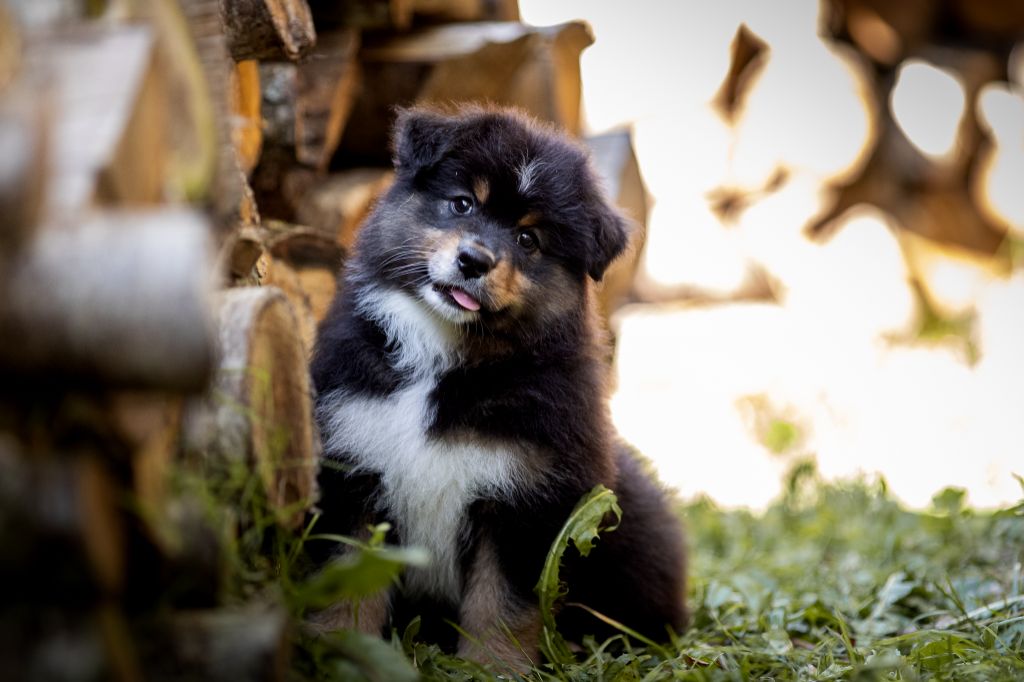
[450,287,481,311]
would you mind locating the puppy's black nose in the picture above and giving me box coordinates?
[456,244,495,279]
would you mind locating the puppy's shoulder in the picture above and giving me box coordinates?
[311,292,403,398]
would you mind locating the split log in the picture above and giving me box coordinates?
[309,0,413,31]
[585,130,648,319]
[0,1,20,90]
[0,605,141,682]
[338,21,593,164]
[219,225,267,284]
[0,210,215,390]
[231,60,264,177]
[3,0,91,30]
[179,0,247,230]
[0,441,125,597]
[258,29,360,171]
[17,12,220,219]
[293,168,393,249]
[413,0,519,23]
[182,287,317,529]
[21,24,169,219]
[221,0,316,62]
[0,82,48,251]
[108,393,184,536]
[262,221,345,349]
[139,606,290,682]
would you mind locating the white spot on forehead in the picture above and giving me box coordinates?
[516,158,545,195]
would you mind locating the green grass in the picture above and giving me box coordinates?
[184,456,1024,681]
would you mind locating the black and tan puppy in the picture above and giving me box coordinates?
[308,106,686,666]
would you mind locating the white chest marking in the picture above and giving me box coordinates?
[318,381,522,601]
[320,287,522,601]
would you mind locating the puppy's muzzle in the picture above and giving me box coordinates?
[456,242,496,280]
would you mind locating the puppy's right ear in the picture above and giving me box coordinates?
[392,108,455,173]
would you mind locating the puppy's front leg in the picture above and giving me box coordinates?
[308,588,392,635]
[458,538,541,671]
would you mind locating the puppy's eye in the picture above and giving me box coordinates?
[516,230,539,251]
[449,197,474,216]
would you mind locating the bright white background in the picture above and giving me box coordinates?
[519,0,1024,509]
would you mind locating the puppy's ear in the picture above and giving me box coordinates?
[585,202,630,281]
[392,108,455,173]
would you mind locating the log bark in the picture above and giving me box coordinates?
[221,0,316,62]
[108,392,184,539]
[261,221,344,349]
[0,605,142,682]
[259,29,360,172]
[0,1,19,90]
[182,287,317,529]
[585,129,648,319]
[179,0,246,231]
[0,441,125,597]
[309,0,413,31]
[19,24,168,220]
[219,225,267,284]
[139,606,290,682]
[338,21,593,164]
[413,0,519,23]
[0,210,215,390]
[292,168,393,249]
[0,83,48,252]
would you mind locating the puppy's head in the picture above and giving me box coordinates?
[357,106,628,335]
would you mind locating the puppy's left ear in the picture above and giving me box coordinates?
[392,108,456,173]
[585,202,630,281]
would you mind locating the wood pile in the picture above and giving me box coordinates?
[0,0,643,679]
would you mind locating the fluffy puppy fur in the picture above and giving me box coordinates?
[308,106,686,666]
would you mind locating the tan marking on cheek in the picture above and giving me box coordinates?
[458,538,541,671]
[423,228,460,262]
[541,268,579,319]
[487,261,530,311]
[419,227,443,247]
[517,211,541,228]
[440,232,460,261]
[473,177,490,205]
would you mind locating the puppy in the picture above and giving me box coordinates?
[308,106,686,666]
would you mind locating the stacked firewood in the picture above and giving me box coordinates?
[0,0,645,679]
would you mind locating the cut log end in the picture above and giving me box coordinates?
[183,287,317,528]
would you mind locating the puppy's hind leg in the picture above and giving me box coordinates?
[558,448,688,644]
[457,537,542,672]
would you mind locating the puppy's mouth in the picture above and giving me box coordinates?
[432,283,481,312]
